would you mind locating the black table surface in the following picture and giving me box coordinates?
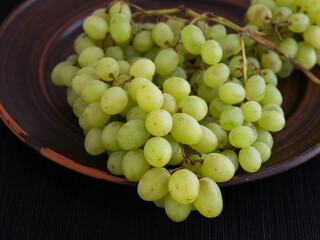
[1,1,320,239]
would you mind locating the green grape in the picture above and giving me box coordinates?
[256,127,274,148]
[81,80,108,103]
[96,57,120,81]
[194,177,223,218]
[118,60,131,75]
[105,46,124,61]
[91,8,108,22]
[123,45,143,59]
[178,96,208,121]
[229,56,244,78]
[239,146,262,173]
[60,66,80,87]
[127,57,146,65]
[207,123,228,149]
[161,93,177,114]
[218,34,241,58]
[206,24,227,41]
[119,94,137,117]
[101,121,124,151]
[109,13,131,43]
[83,16,108,40]
[84,102,110,127]
[145,109,173,137]
[79,46,104,67]
[252,142,271,163]
[181,25,206,55]
[294,42,317,70]
[168,169,200,204]
[144,137,172,167]
[170,113,203,145]
[78,113,93,132]
[261,85,283,106]
[243,24,259,46]
[128,78,152,101]
[164,194,192,222]
[208,98,231,119]
[221,150,239,171]
[67,89,79,107]
[258,110,285,132]
[277,59,294,79]
[107,150,127,175]
[126,106,148,121]
[201,153,235,182]
[72,74,96,95]
[163,77,191,101]
[84,127,106,156]
[247,4,273,26]
[197,84,220,103]
[109,1,131,20]
[144,46,160,61]
[156,67,187,87]
[122,149,150,182]
[219,82,245,104]
[100,87,128,115]
[261,51,282,73]
[51,61,72,86]
[136,83,164,112]
[190,125,218,153]
[151,22,174,47]
[275,0,294,8]
[279,38,298,58]
[73,97,88,117]
[204,63,230,88]
[76,67,100,79]
[262,103,284,116]
[229,126,255,148]
[252,0,277,10]
[133,30,154,52]
[245,75,266,102]
[241,101,262,122]
[243,121,258,142]
[200,40,223,65]
[153,197,165,208]
[261,69,278,86]
[273,6,293,21]
[288,13,309,33]
[129,59,155,80]
[220,107,244,131]
[138,167,171,201]
[74,33,96,55]
[66,54,78,64]
[164,135,183,166]
[116,120,150,150]
[186,153,203,175]
[154,48,179,76]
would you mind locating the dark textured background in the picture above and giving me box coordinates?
[1,1,320,239]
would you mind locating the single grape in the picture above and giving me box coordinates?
[241,101,262,122]
[122,149,150,182]
[218,34,242,58]
[277,59,294,79]
[82,80,108,103]
[190,125,218,153]
[152,22,175,47]
[76,67,100,79]
[74,33,96,55]
[258,110,285,132]
[247,4,273,26]
[163,77,191,101]
[252,142,271,163]
[73,97,88,117]
[245,75,266,102]
[84,102,110,127]
[256,127,274,148]
[51,61,73,86]
[108,1,131,20]
[207,123,228,149]
[167,18,185,32]
[262,103,284,116]
[60,65,80,87]
[261,85,283,106]
[197,84,220,103]
[178,96,208,121]
[288,13,309,33]
[105,46,124,61]
[133,30,154,52]
[130,59,155,80]
[294,42,317,70]
[181,25,205,55]
[221,150,239,171]
[161,93,178,114]
[84,127,106,156]
[96,57,120,81]
[109,13,131,43]
[101,121,124,151]
[91,8,108,22]
[239,146,262,173]
[219,82,245,104]
[206,24,227,41]
[208,98,231,119]
[128,77,152,101]
[164,135,183,166]
[118,60,131,75]
[67,89,79,107]
[145,109,173,137]
[220,107,244,131]
[153,197,165,208]
[144,137,172,167]
[78,46,104,68]
[273,6,292,22]
[200,40,223,65]
[126,106,148,121]
[154,48,179,76]
[261,51,282,73]
[229,126,255,148]
[107,150,127,175]
[279,38,298,58]
[136,83,164,112]
[164,194,192,222]
[204,63,230,88]
[100,87,128,115]
[261,69,278,86]
[78,113,93,132]
[83,16,108,40]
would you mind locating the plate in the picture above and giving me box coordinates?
[0,0,319,187]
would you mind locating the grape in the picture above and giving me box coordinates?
[208,98,231,119]
[78,46,104,67]
[78,113,93,132]
[83,16,108,40]
[60,66,80,87]
[261,51,282,73]
[130,59,155,80]
[76,67,100,79]
[110,13,131,43]
[207,123,228,149]
[72,74,95,95]
[252,0,277,10]
[229,56,244,78]
[277,59,294,79]
[119,94,136,117]
[261,85,283,106]
[154,48,179,76]
[123,45,143,59]
[136,83,164,112]
[67,89,79,107]
[91,8,108,21]
[256,127,273,148]
[221,150,239,171]
[73,97,88,117]
[109,1,131,20]
[275,0,294,8]
[170,113,203,145]
[126,106,148,121]
[261,69,278,86]
[197,84,220,103]
[122,149,150,182]
[252,142,271,163]
[145,109,173,137]
[153,197,165,208]
[247,4,273,26]
[201,40,223,65]
[107,150,127,175]
[220,107,244,131]
[84,127,106,156]
[100,87,128,115]
[229,126,255,148]
[101,121,124,151]
[156,67,187,87]
[81,80,108,103]
[138,167,171,201]
[164,194,192,222]
[168,169,200,204]
[218,34,241,59]
[190,126,218,153]
[116,120,150,150]
[204,63,230,88]
[294,42,317,70]
[167,18,185,32]
[74,33,96,55]
[258,110,285,132]
[279,38,298,58]
[163,135,183,166]
[181,25,205,55]
[178,96,208,121]
[96,57,120,81]
[288,13,309,33]
[219,82,245,104]
[245,75,266,102]
[239,146,262,173]
[51,61,73,86]
[241,101,262,122]
[194,178,223,218]
[152,22,175,47]
[118,60,131,75]
[144,137,172,167]
[262,103,284,115]
[105,46,124,61]
[163,77,191,101]
[128,77,152,101]
[84,102,110,127]
[243,24,259,46]
[133,31,154,52]
[273,6,293,22]
[201,153,235,182]
[206,24,227,41]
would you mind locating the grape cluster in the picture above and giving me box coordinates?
[50,0,308,222]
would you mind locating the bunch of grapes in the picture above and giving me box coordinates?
[51,0,319,222]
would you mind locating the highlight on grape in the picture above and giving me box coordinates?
[51,0,320,222]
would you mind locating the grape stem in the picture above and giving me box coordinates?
[131,6,320,85]
[239,35,248,86]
